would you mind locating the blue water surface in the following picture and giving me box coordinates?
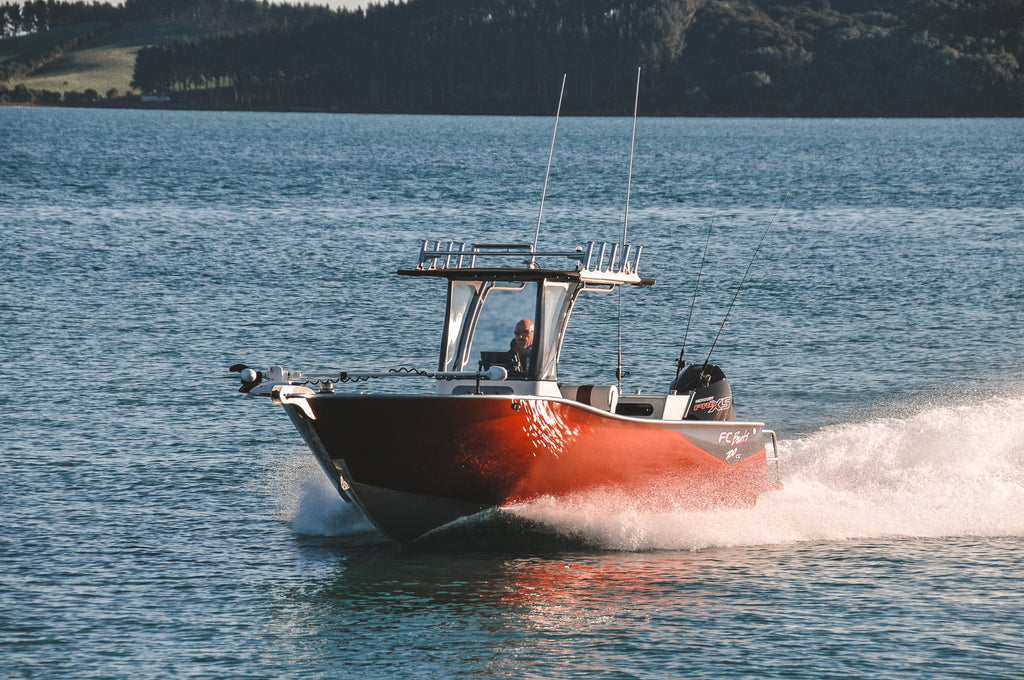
[2,108,1023,679]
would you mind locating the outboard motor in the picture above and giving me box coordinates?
[671,363,736,421]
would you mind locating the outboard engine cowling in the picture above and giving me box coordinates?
[671,363,736,421]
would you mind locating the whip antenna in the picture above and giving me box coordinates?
[703,193,789,370]
[533,73,567,258]
[678,208,716,373]
[621,66,641,248]
[617,67,641,390]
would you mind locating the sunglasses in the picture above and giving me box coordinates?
[515,329,533,336]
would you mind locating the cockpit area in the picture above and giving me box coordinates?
[398,241,652,395]
[441,277,573,382]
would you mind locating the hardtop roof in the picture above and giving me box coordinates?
[397,240,655,286]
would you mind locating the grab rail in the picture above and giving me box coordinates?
[763,429,781,485]
[231,363,507,395]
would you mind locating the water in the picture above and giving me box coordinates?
[2,108,1023,678]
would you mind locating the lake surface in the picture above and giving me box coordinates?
[2,108,1023,678]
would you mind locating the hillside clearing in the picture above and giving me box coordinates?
[4,22,211,95]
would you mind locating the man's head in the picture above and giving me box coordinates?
[514,319,534,351]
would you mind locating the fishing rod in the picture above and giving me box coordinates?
[532,73,567,260]
[677,208,716,374]
[617,66,641,389]
[700,193,789,373]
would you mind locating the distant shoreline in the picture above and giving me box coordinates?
[3,100,1021,119]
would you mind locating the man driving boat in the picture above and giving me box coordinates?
[508,318,534,376]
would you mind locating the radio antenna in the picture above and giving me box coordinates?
[621,66,641,248]
[677,208,716,373]
[532,73,567,259]
[703,193,789,370]
[617,67,641,390]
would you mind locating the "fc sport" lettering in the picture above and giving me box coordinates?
[718,429,751,446]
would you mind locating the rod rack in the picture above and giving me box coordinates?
[415,240,643,279]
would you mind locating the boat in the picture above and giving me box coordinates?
[232,73,780,543]
[231,239,781,543]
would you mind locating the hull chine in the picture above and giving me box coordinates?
[345,480,487,544]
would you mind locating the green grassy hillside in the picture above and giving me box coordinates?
[2,22,210,98]
[0,22,106,63]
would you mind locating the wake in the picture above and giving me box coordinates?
[509,391,1024,550]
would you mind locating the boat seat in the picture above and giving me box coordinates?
[559,384,618,412]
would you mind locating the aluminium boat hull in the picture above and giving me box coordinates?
[282,394,774,542]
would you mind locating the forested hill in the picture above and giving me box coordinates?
[130,0,1024,116]
[7,0,1024,115]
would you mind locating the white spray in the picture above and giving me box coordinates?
[510,391,1024,550]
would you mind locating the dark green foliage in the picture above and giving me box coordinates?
[1,1,120,37]
[130,0,700,112]
[666,0,1024,115]
[35,86,60,103]
[3,82,33,101]
[5,0,1023,114]
[126,0,1023,115]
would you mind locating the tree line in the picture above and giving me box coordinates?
[132,0,691,112]
[1,1,118,36]
[0,0,332,87]
[1,0,331,37]
[119,0,338,32]
[129,0,1024,116]
[3,0,1023,115]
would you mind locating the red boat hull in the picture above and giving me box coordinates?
[284,394,774,541]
